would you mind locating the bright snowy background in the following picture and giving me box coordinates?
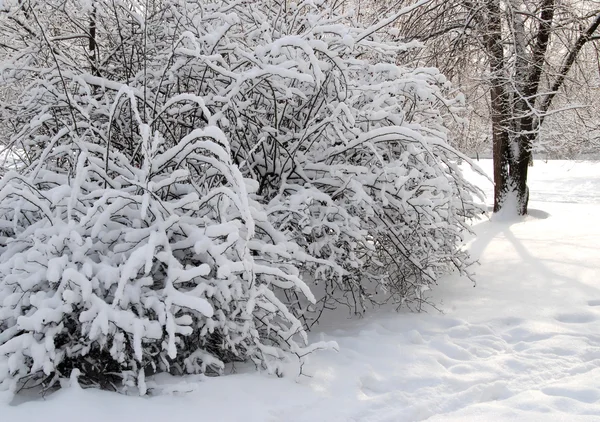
[2,159,599,421]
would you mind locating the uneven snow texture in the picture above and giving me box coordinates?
[2,159,600,420]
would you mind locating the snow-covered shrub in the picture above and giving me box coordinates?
[145,0,484,317]
[0,89,335,392]
[0,91,328,392]
[0,0,482,393]
[0,0,333,392]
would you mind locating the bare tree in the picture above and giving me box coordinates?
[485,1,600,214]
[378,0,600,214]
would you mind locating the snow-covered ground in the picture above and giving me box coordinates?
[2,160,600,421]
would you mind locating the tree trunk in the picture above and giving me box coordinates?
[490,99,512,213]
[489,0,558,215]
[89,2,99,77]
[513,136,532,215]
[485,0,514,213]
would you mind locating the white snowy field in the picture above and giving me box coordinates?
[2,159,600,421]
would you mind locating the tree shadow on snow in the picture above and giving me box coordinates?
[469,207,599,298]
[471,206,550,261]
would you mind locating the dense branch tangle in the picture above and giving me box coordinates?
[0,0,483,393]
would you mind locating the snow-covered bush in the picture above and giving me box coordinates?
[148,0,484,317]
[0,90,328,392]
[0,0,482,393]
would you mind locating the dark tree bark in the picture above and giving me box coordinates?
[392,0,600,215]
[482,1,600,215]
[484,0,511,213]
[89,1,99,77]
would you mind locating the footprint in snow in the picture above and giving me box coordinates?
[588,299,600,307]
[358,374,386,397]
[554,312,597,324]
[406,329,425,345]
[499,316,524,326]
[479,382,513,403]
[541,386,600,404]
[429,338,473,361]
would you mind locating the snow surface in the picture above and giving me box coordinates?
[2,159,600,421]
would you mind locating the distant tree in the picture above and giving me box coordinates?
[482,0,600,214]
[374,0,600,214]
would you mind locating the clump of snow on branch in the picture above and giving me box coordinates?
[0,0,482,393]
